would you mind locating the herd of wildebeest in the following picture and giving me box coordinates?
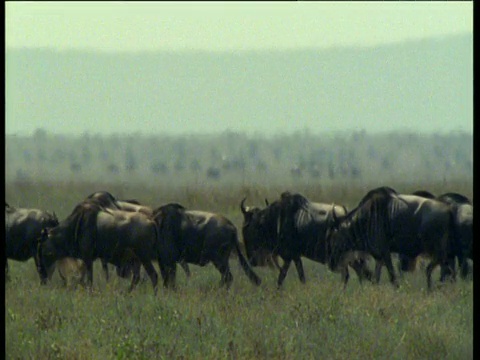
[5,186,473,294]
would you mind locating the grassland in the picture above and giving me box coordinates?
[5,180,473,359]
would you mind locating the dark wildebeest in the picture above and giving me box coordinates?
[272,192,373,289]
[85,191,191,280]
[240,198,282,270]
[5,203,59,280]
[37,200,160,294]
[396,191,472,280]
[437,193,473,279]
[151,203,261,289]
[326,187,455,290]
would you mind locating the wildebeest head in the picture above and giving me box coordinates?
[36,227,59,284]
[36,201,99,284]
[152,203,186,234]
[325,205,351,271]
[240,197,274,266]
[86,191,122,210]
[437,192,472,205]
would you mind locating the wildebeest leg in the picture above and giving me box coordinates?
[293,257,306,284]
[277,259,292,288]
[439,257,456,283]
[167,264,178,290]
[460,258,471,280]
[341,266,350,290]
[374,260,384,284]
[158,261,170,289]
[128,260,142,293]
[140,259,158,295]
[351,259,373,284]
[180,260,191,278]
[382,255,399,288]
[213,258,233,289]
[85,259,94,290]
[101,259,109,282]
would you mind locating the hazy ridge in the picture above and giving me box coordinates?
[5,33,472,136]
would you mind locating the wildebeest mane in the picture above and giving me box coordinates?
[411,190,436,199]
[121,199,143,205]
[152,203,186,217]
[437,193,471,205]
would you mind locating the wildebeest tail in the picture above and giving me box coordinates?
[234,237,261,286]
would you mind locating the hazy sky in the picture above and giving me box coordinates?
[6,1,473,52]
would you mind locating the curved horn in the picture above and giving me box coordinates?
[331,203,338,224]
[265,198,270,207]
[240,197,248,215]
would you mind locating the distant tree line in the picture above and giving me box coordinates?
[5,129,473,187]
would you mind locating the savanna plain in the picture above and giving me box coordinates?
[5,180,473,360]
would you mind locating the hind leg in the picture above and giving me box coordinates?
[351,259,373,284]
[440,257,456,283]
[340,266,350,289]
[167,264,177,289]
[139,259,158,295]
[382,254,399,288]
[213,258,233,289]
[101,259,110,282]
[128,260,142,293]
[157,260,171,289]
[84,259,94,289]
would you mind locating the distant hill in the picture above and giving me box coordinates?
[5,33,472,136]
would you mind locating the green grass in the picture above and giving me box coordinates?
[5,181,473,359]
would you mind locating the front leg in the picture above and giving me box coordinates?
[293,257,306,284]
[374,260,384,284]
[84,259,94,289]
[382,254,399,288]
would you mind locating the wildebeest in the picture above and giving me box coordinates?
[437,192,473,279]
[151,203,261,289]
[85,191,191,280]
[6,203,59,280]
[326,187,455,290]
[240,198,282,270]
[37,200,160,294]
[267,192,373,288]
[396,191,472,280]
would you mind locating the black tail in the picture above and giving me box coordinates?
[234,237,261,286]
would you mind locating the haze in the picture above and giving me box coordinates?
[5,2,473,136]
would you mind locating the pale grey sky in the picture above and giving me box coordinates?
[6,1,473,52]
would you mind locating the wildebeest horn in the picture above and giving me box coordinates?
[265,198,270,206]
[240,197,248,215]
[331,204,338,224]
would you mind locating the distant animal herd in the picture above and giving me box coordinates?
[5,186,472,293]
